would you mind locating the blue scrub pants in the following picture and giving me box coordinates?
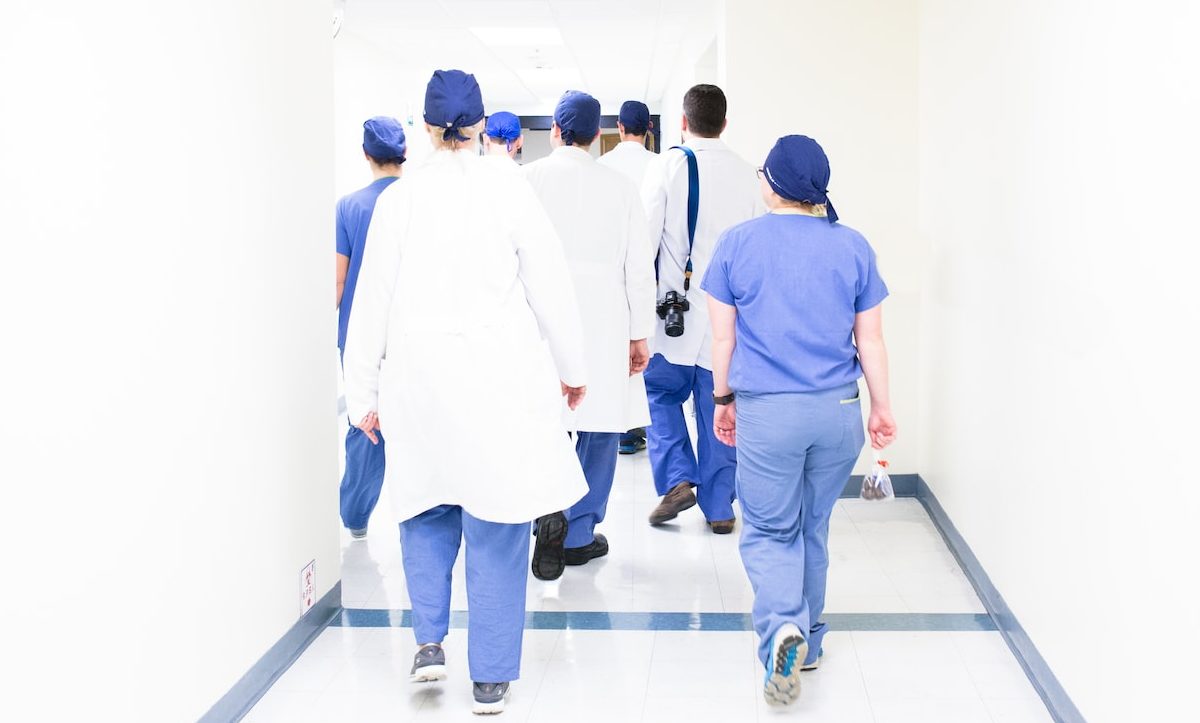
[340,424,386,531]
[644,354,737,521]
[565,432,620,548]
[735,383,864,668]
[399,505,531,683]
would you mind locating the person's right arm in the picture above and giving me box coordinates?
[510,179,589,409]
[335,201,352,307]
[853,305,897,449]
[336,254,349,307]
[343,189,405,441]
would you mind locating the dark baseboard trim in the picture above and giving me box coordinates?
[200,581,343,723]
[841,472,919,498]
[915,477,1085,723]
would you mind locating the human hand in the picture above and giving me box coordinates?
[629,339,649,376]
[713,401,736,447]
[356,411,381,445]
[561,382,587,411]
[868,407,897,449]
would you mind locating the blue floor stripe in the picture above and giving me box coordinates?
[332,609,995,632]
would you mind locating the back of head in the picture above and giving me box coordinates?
[485,111,522,143]
[423,69,486,150]
[363,116,407,165]
[618,100,651,137]
[554,90,602,147]
[683,84,727,138]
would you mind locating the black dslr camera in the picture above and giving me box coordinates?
[656,290,690,338]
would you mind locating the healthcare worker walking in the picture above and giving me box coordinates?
[641,84,764,534]
[524,91,656,577]
[702,135,897,706]
[598,99,657,456]
[482,111,523,165]
[335,116,406,539]
[343,69,589,715]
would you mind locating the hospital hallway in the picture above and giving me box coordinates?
[5,1,1198,722]
[244,444,1052,723]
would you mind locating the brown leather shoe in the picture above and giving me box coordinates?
[708,519,736,535]
[649,482,697,525]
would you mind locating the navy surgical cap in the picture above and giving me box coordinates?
[485,111,522,141]
[362,116,406,161]
[762,135,839,223]
[554,90,601,146]
[618,100,651,135]
[423,69,485,142]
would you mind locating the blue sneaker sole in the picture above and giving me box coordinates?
[764,631,807,706]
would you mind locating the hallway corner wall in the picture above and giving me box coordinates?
[0,1,340,719]
[917,1,1200,720]
[718,0,922,475]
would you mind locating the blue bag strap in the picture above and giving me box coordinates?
[670,145,698,291]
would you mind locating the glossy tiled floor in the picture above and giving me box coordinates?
[246,399,1051,722]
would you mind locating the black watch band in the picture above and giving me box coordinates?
[713,392,736,405]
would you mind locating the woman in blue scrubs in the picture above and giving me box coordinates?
[701,135,898,707]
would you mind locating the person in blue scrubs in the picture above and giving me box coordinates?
[702,135,898,707]
[335,116,406,539]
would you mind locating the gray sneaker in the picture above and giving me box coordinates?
[472,681,510,715]
[410,644,446,683]
[349,527,368,540]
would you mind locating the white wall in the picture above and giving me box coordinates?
[719,0,921,474]
[0,1,339,720]
[918,1,1200,719]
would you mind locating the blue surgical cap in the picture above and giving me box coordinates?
[485,111,522,141]
[423,69,485,142]
[554,90,601,146]
[763,135,839,223]
[618,101,651,135]
[362,116,406,161]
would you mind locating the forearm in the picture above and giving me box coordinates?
[336,282,345,308]
[711,338,735,396]
[857,337,892,410]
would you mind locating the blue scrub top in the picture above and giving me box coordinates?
[336,176,399,351]
[700,213,889,394]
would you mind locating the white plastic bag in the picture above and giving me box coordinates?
[860,452,894,501]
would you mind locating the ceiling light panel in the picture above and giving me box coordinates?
[468,26,565,47]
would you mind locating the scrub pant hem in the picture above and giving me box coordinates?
[644,354,737,521]
[339,424,386,531]
[399,505,531,682]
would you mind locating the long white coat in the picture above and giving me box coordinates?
[343,149,589,524]
[598,140,655,188]
[641,137,765,370]
[523,145,656,433]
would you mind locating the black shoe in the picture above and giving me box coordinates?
[532,512,568,581]
[564,533,609,566]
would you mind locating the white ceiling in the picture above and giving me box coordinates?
[338,0,717,115]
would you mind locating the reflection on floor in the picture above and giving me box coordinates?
[246,452,1052,722]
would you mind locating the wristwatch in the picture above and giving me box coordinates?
[713,392,736,405]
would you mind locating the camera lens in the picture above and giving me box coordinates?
[665,310,685,337]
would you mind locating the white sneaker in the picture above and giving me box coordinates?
[763,623,807,706]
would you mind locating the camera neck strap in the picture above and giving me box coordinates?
[670,145,699,292]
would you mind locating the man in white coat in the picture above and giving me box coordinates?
[524,90,656,573]
[598,100,656,456]
[642,84,765,535]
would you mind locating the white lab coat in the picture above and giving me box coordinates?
[343,149,589,524]
[523,145,656,433]
[641,137,766,370]
[598,140,655,188]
